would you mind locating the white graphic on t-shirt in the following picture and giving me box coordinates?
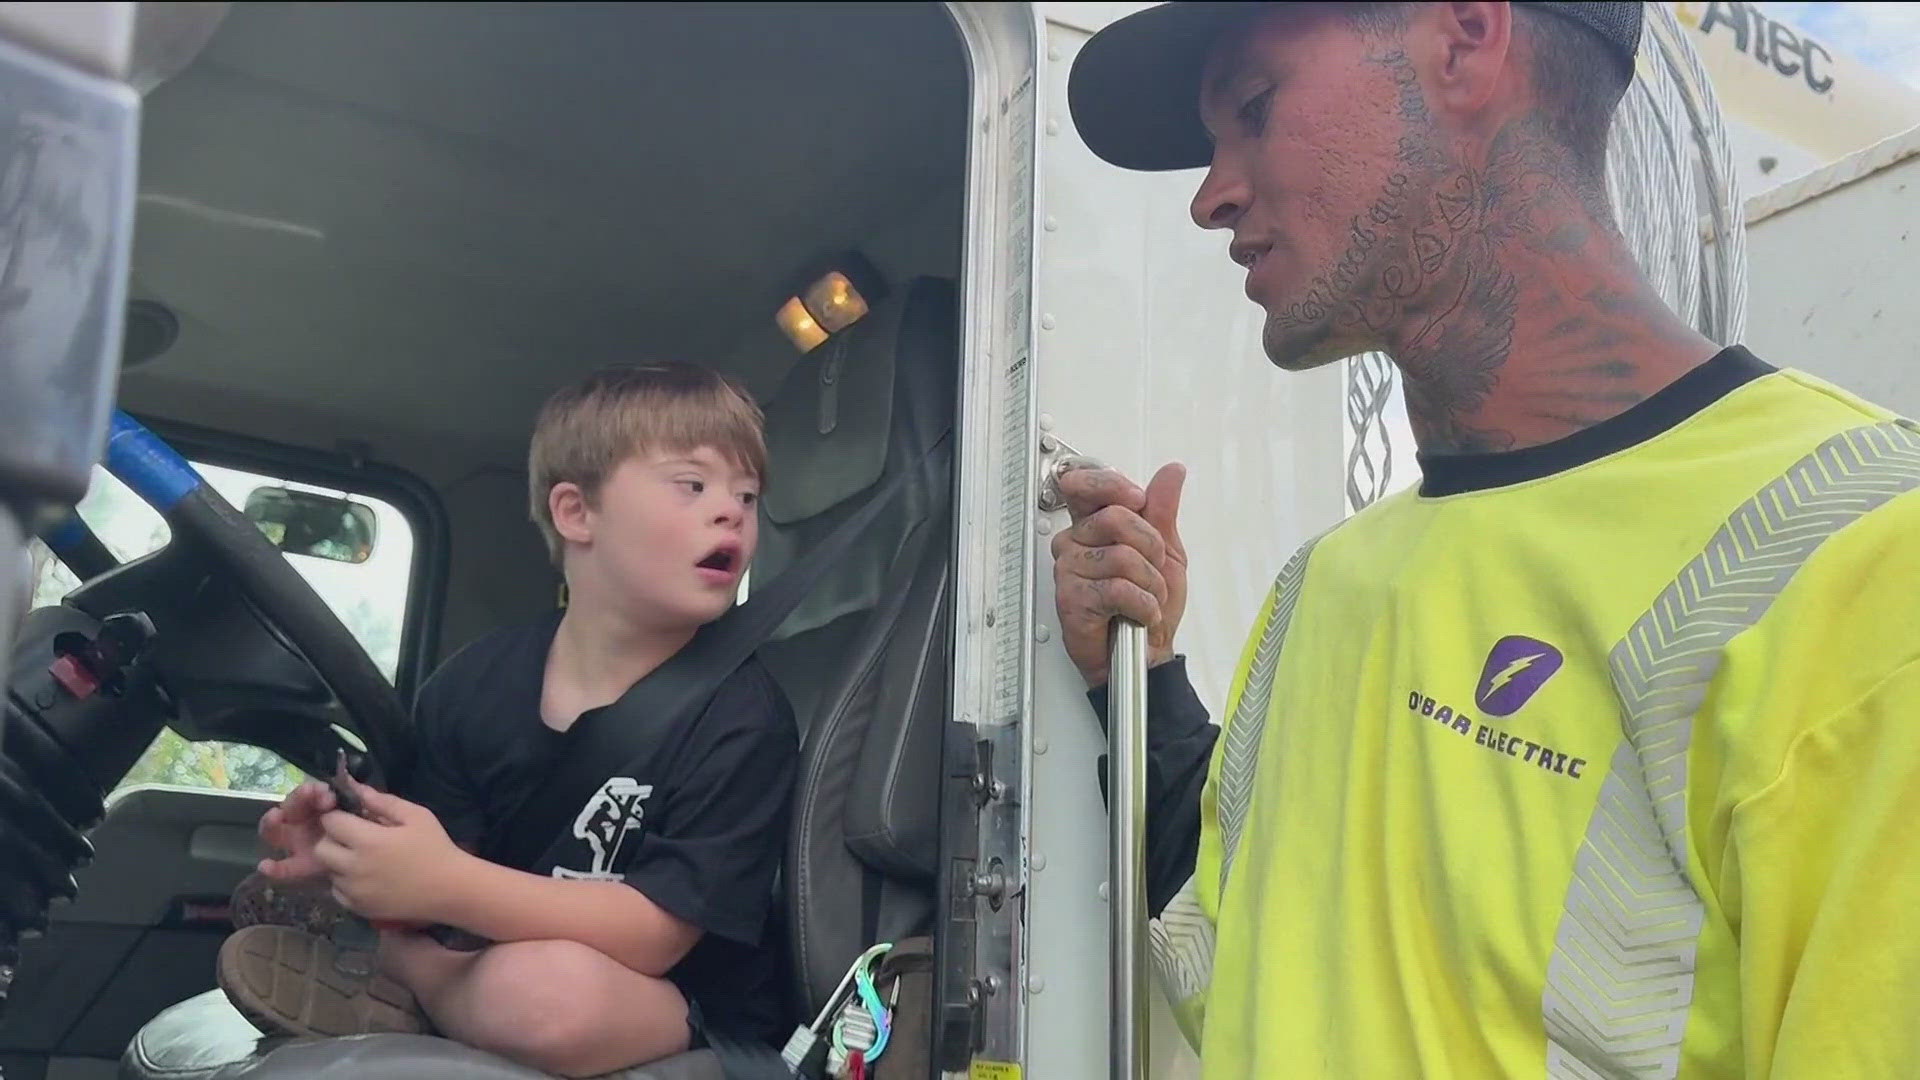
[550,777,654,881]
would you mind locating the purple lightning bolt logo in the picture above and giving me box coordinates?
[1475,636,1564,718]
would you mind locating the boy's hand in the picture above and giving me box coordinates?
[257,780,339,881]
[313,779,466,925]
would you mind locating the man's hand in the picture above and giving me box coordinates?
[314,779,467,925]
[257,780,339,881]
[1050,462,1188,687]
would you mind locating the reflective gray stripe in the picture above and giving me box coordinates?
[1158,538,1323,1030]
[1216,536,1322,895]
[1148,876,1214,1006]
[1545,420,1920,1078]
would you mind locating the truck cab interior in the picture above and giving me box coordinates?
[1,3,972,1078]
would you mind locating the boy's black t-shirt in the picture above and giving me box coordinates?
[401,612,799,1045]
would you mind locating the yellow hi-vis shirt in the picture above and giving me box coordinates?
[1157,349,1920,1078]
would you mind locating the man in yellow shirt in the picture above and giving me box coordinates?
[1053,2,1920,1076]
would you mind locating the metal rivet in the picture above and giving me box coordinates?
[1047,45,1063,61]
[1032,853,1048,871]
[1029,975,1047,994]
[1046,118,1061,136]
[1041,314,1057,330]
[1035,625,1052,644]
[1034,737,1050,756]
[1037,518,1053,536]
[1044,216,1059,232]
[1098,881,1110,902]
[1039,433,1060,453]
[1039,413,1055,431]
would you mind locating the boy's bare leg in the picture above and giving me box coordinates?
[382,932,691,1078]
[377,929,482,1000]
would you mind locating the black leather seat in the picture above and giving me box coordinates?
[121,278,957,1080]
[780,501,949,1019]
[765,277,953,1020]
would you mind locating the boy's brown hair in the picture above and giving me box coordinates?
[529,361,767,562]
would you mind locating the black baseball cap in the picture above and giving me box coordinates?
[1068,2,1644,172]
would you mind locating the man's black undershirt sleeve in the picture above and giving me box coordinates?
[1088,656,1216,919]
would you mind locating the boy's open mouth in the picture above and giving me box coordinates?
[696,546,738,574]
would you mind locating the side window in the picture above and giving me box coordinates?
[30,461,417,797]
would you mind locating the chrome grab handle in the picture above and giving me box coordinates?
[1036,442,1151,1079]
[1108,619,1150,1080]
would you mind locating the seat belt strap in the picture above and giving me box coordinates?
[485,429,954,875]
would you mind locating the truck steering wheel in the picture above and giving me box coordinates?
[54,413,411,788]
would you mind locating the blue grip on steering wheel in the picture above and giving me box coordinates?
[104,412,203,513]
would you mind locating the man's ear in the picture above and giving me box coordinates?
[549,482,594,547]
[1419,2,1514,120]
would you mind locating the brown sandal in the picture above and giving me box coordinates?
[216,924,427,1039]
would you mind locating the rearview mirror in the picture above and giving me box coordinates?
[243,487,378,565]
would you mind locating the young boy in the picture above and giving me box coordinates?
[217,362,799,1077]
